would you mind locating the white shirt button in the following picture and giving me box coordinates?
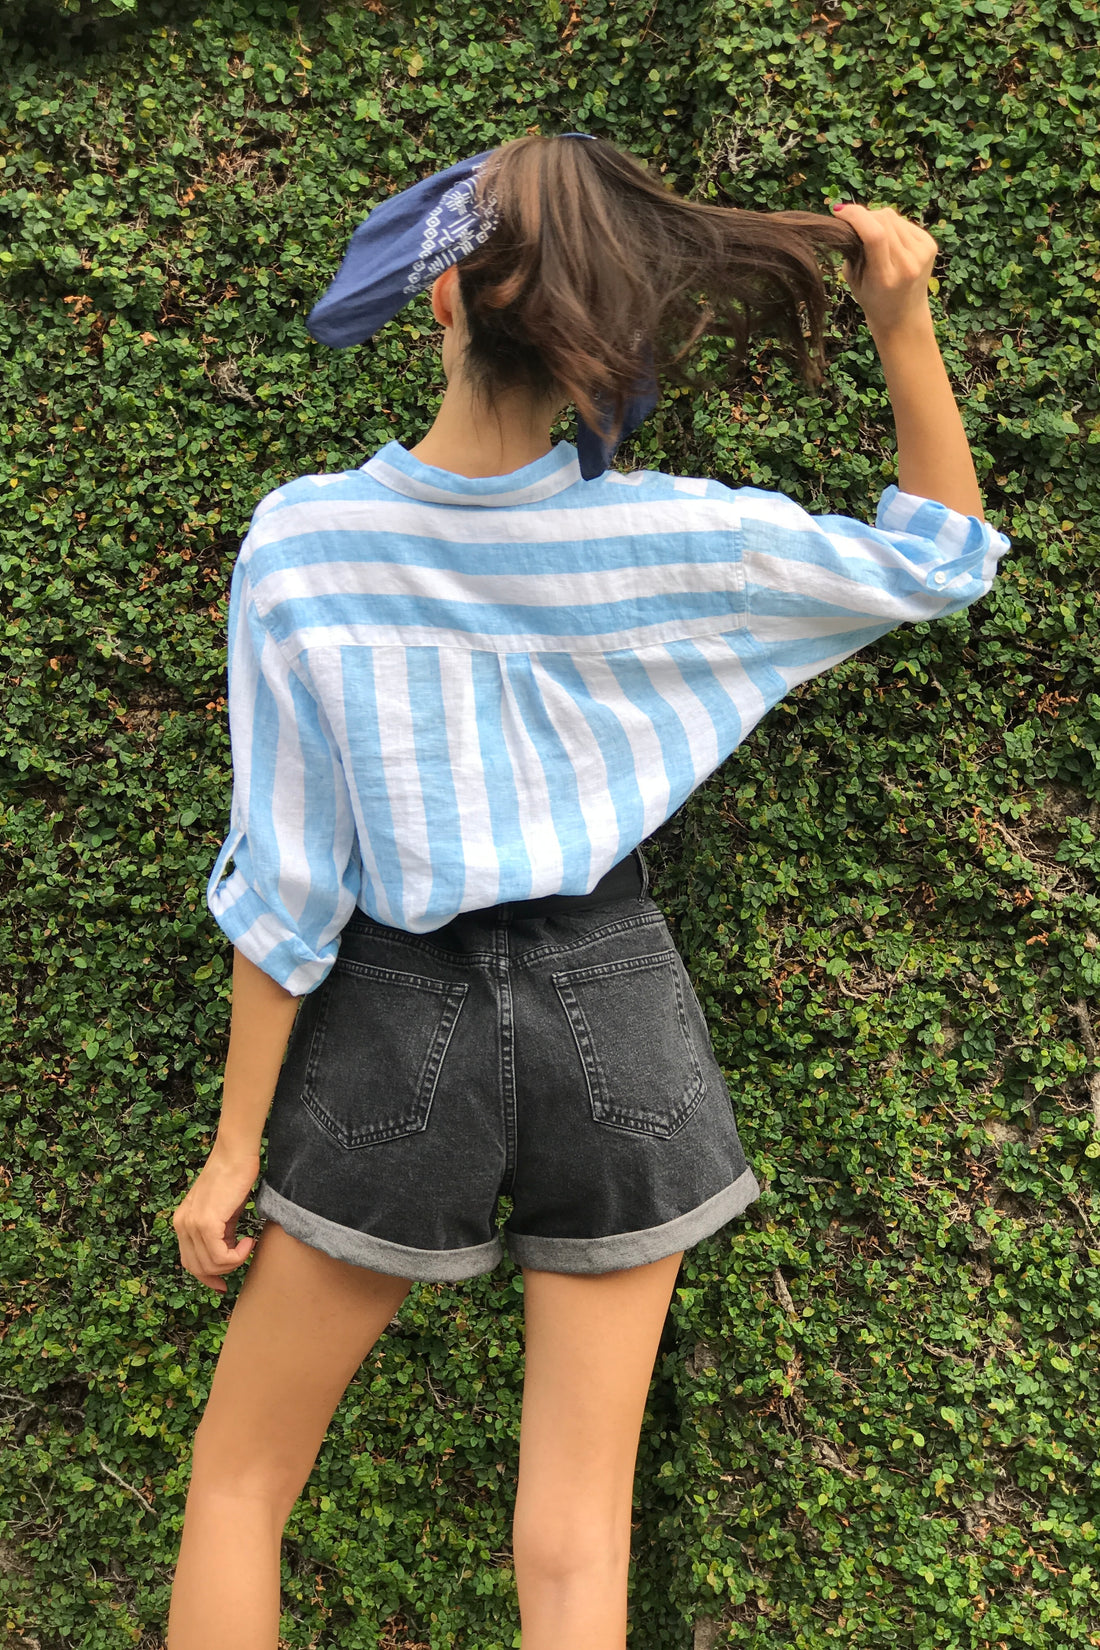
[933,571,947,585]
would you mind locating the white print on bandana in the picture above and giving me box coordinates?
[402,166,500,298]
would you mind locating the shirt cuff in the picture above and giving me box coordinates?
[875,485,1012,593]
[876,484,1011,553]
[206,867,339,996]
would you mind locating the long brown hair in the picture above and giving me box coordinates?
[455,133,867,444]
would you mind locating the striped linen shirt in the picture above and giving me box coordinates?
[206,439,1010,994]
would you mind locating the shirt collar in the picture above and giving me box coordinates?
[361,439,582,507]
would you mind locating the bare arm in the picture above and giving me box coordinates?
[870,305,985,521]
[214,946,302,1161]
[173,946,302,1293]
[833,201,985,522]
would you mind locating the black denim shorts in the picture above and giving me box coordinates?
[254,849,760,1280]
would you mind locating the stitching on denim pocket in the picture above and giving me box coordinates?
[551,950,707,1139]
[303,960,468,1149]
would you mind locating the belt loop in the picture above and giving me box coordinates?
[633,845,650,900]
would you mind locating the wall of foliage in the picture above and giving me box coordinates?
[1,0,1098,1645]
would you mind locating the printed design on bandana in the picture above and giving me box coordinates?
[402,166,499,297]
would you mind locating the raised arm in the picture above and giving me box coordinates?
[832,201,985,521]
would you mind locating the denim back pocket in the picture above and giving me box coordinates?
[552,949,707,1139]
[303,958,468,1149]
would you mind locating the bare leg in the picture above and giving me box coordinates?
[166,1220,411,1650]
[512,1250,684,1650]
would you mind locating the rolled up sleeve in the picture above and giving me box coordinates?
[742,483,1010,622]
[205,546,361,996]
[736,482,1011,681]
[869,485,1010,614]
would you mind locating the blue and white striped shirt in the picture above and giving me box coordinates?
[206,439,1010,994]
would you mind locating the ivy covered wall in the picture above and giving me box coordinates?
[1,1,1098,1646]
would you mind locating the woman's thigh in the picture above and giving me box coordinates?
[512,1250,684,1566]
[188,1219,413,1514]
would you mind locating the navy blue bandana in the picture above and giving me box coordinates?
[306,136,658,479]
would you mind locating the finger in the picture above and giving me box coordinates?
[888,222,938,278]
[832,202,888,240]
[177,1221,253,1291]
[841,202,933,255]
[893,213,936,252]
[860,210,925,277]
[194,1225,254,1281]
[176,1231,228,1293]
[839,203,920,249]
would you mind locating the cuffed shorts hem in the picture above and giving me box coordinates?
[254,1167,761,1284]
[254,1180,505,1283]
[503,1167,762,1274]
